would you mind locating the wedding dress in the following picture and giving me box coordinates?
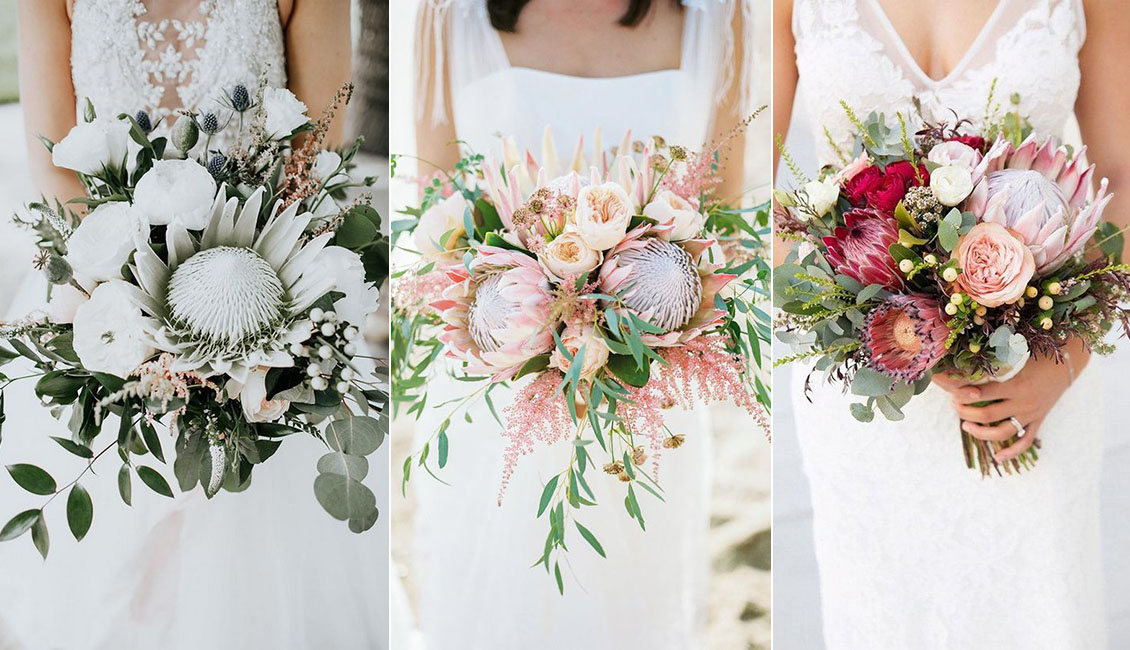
[404,1,751,648]
[0,2,385,648]
[788,1,1106,648]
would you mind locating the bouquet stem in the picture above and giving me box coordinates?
[960,401,1040,477]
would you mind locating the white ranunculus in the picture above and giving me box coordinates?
[51,117,132,176]
[574,182,635,250]
[47,281,91,324]
[643,190,705,241]
[801,178,840,217]
[318,246,379,326]
[313,151,346,185]
[72,281,156,377]
[928,141,982,171]
[549,325,611,382]
[228,368,290,423]
[66,202,140,282]
[540,232,602,279]
[263,87,309,140]
[930,165,975,206]
[133,159,218,230]
[413,194,469,260]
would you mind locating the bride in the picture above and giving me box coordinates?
[774,0,1130,647]
[403,0,754,647]
[0,2,384,648]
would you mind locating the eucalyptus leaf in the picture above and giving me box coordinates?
[316,452,369,481]
[313,473,376,521]
[325,416,384,456]
[850,367,895,397]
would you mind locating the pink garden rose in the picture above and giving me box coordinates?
[953,222,1035,307]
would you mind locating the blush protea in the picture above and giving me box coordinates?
[822,209,904,290]
[599,235,734,347]
[860,294,950,381]
[968,135,1112,274]
[432,246,555,379]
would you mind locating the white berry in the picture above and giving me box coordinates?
[310,308,325,323]
[311,377,329,391]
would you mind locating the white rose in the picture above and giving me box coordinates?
[72,281,156,377]
[574,182,635,250]
[263,87,309,140]
[928,141,983,171]
[51,117,132,176]
[549,325,611,382]
[540,232,602,280]
[133,159,218,230]
[930,165,975,206]
[227,368,290,423]
[66,202,140,282]
[47,281,90,324]
[643,190,704,241]
[317,246,379,326]
[414,194,468,260]
[800,178,840,217]
[313,151,347,185]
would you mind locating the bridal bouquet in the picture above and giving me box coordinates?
[0,83,389,556]
[775,102,1130,477]
[392,128,769,590]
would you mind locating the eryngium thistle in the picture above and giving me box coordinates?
[605,238,701,333]
[207,152,227,179]
[199,112,220,135]
[231,84,251,112]
[135,110,153,133]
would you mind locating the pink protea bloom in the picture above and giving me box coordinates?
[432,246,556,380]
[599,235,735,347]
[966,135,1112,274]
[822,209,905,290]
[860,294,950,381]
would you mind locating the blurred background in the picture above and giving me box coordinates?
[387,1,772,648]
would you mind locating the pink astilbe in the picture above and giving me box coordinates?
[619,335,767,445]
[498,371,573,502]
[390,269,454,317]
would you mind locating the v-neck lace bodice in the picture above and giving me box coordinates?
[793,0,1085,166]
[70,0,286,148]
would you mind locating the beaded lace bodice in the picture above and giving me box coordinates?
[793,0,1085,166]
[70,0,286,147]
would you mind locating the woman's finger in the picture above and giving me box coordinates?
[952,399,1013,424]
[931,372,970,393]
[993,419,1041,462]
[961,419,1021,442]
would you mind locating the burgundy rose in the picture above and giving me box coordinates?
[948,134,987,152]
[844,162,929,212]
[822,208,905,290]
[843,165,883,206]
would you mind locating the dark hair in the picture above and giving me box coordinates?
[487,0,681,32]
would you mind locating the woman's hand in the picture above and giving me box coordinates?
[932,340,1090,462]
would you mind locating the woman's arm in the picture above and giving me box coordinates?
[17,0,85,207]
[285,0,352,148]
[1075,0,1130,262]
[414,1,460,179]
[772,0,797,266]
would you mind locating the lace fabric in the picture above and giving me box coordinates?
[789,1,1107,647]
[70,0,286,148]
[793,0,1084,166]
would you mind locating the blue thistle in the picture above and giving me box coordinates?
[135,110,153,133]
[199,112,220,134]
[207,152,227,179]
[230,84,250,112]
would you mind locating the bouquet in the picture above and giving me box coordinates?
[0,82,390,556]
[775,99,1130,477]
[391,125,770,591]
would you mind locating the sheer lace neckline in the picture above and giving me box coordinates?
[868,0,1007,87]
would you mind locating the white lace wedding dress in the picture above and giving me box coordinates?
[789,1,1106,648]
[0,2,385,648]
[405,1,750,648]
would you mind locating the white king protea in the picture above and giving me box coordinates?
[600,237,702,332]
[129,187,333,382]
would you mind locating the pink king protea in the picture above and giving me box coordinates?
[599,233,735,347]
[822,209,905,290]
[967,135,1112,275]
[860,294,950,381]
[432,247,556,380]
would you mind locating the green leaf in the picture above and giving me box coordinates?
[51,436,94,459]
[325,416,384,456]
[849,402,875,423]
[574,521,606,558]
[937,220,959,252]
[66,484,93,541]
[6,464,56,495]
[31,514,49,559]
[136,466,173,498]
[850,367,895,397]
[537,475,559,517]
[139,420,164,463]
[554,561,564,594]
[313,473,376,521]
[118,464,132,506]
[0,510,40,542]
[514,354,551,379]
[334,206,380,248]
[437,431,449,469]
[316,452,369,481]
[605,354,650,388]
